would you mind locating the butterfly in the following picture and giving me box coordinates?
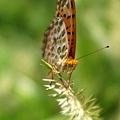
[42,0,78,79]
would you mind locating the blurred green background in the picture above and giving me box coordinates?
[0,0,120,120]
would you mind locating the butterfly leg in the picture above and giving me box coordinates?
[57,73,70,88]
[47,70,55,85]
[67,72,72,85]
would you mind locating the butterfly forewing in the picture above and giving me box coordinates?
[55,0,76,59]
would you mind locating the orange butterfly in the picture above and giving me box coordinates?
[42,0,78,79]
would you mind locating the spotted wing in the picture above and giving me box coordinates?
[55,0,76,59]
[42,17,69,66]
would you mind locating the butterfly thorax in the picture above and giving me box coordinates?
[55,56,78,73]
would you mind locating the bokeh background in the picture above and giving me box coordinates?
[0,0,120,120]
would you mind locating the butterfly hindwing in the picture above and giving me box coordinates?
[42,17,69,66]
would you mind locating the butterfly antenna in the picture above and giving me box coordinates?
[76,45,110,60]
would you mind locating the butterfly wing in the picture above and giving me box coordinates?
[42,17,69,66]
[55,0,76,59]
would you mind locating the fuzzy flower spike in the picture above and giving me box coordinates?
[42,59,101,120]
